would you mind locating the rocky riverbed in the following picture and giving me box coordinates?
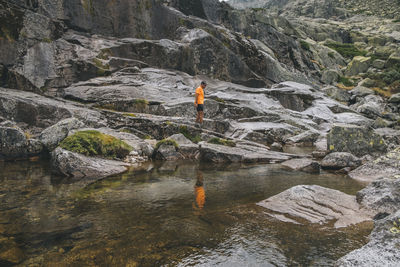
[1,0,400,265]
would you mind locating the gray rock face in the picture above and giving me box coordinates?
[257,185,373,228]
[51,147,129,179]
[281,158,320,173]
[39,118,84,151]
[357,178,400,215]
[389,93,400,104]
[321,69,340,84]
[349,147,400,183]
[327,123,387,157]
[0,126,42,160]
[322,86,351,103]
[286,130,320,146]
[336,210,400,267]
[321,152,361,170]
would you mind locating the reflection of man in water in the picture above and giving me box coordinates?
[193,171,205,211]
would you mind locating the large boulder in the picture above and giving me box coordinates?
[39,118,84,151]
[286,130,320,146]
[349,147,400,183]
[327,123,387,157]
[336,210,400,266]
[281,158,320,173]
[345,56,372,76]
[257,185,373,228]
[321,152,361,170]
[0,126,43,160]
[357,178,400,215]
[51,147,129,179]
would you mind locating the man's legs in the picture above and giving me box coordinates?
[196,111,201,123]
[199,111,204,124]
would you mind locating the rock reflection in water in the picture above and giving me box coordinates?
[0,160,371,266]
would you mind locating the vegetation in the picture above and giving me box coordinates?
[179,125,201,143]
[155,139,178,150]
[60,130,133,159]
[338,76,355,87]
[300,40,311,51]
[328,52,335,59]
[325,42,366,59]
[123,113,136,117]
[366,67,400,96]
[208,137,236,147]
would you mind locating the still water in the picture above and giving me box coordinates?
[0,160,371,266]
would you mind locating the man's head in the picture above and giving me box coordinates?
[201,81,207,89]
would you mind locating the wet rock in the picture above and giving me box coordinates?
[321,152,361,170]
[349,147,400,183]
[286,130,320,146]
[257,185,372,228]
[0,126,42,160]
[281,158,320,173]
[345,56,371,76]
[199,142,294,163]
[336,210,400,266]
[39,118,85,151]
[51,147,129,179]
[357,178,400,215]
[327,123,387,157]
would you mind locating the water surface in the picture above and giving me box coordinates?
[0,160,371,266]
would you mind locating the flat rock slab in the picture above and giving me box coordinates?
[349,147,400,183]
[257,185,373,228]
[199,142,295,163]
[51,147,129,179]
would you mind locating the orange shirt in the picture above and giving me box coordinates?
[195,86,204,105]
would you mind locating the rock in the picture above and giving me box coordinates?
[321,152,361,170]
[39,118,85,151]
[154,143,184,161]
[257,185,373,228]
[51,147,129,179]
[322,86,351,103]
[321,69,340,84]
[336,210,400,266]
[167,134,199,159]
[281,158,320,173]
[357,178,400,215]
[372,59,386,69]
[353,94,385,119]
[345,56,371,76]
[312,150,328,159]
[358,78,375,87]
[286,130,320,146]
[349,147,400,183]
[0,126,42,160]
[199,142,295,163]
[389,93,400,104]
[267,82,316,112]
[374,128,400,147]
[271,142,283,151]
[385,53,400,68]
[327,123,387,157]
[349,86,374,97]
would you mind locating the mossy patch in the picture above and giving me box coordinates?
[325,42,366,59]
[155,139,178,150]
[179,125,201,143]
[60,130,133,159]
[300,40,311,51]
[338,76,356,87]
[208,137,236,147]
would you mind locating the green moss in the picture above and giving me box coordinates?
[328,52,335,59]
[93,58,110,70]
[338,76,355,87]
[300,40,310,51]
[213,97,226,103]
[393,18,400,23]
[134,99,149,105]
[60,130,133,159]
[41,38,52,43]
[123,113,136,117]
[155,139,178,150]
[208,137,236,147]
[325,42,367,59]
[179,125,201,143]
[144,135,152,140]
[82,0,94,15]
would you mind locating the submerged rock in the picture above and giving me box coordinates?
[349,147,400,183]
[281,158,320,173]
[0,126,43,160]
[336,210,400,266]
[51,147,129,179]
[321,152,361,170]
[257,185,373,228]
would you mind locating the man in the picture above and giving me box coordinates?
[194,81,206,126]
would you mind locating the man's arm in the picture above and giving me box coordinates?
[194,93,199,106]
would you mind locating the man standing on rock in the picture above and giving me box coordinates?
[194,81,206,126]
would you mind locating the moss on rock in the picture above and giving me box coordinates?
[155,139,179,150]
[59,130,133,159]
[208,137,236,147]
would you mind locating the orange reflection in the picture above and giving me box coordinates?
[193,171,205,211]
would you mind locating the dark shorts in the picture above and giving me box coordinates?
[197,104,204,112]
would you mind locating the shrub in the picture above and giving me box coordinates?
[60,130,133,159]
[208,137,236,147]
[325,42,366,59]
[338,76,355,87]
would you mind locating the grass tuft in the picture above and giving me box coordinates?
[208,137,236,147]
[155,139,179,150]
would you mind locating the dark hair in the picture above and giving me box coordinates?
[201,81,207,86]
